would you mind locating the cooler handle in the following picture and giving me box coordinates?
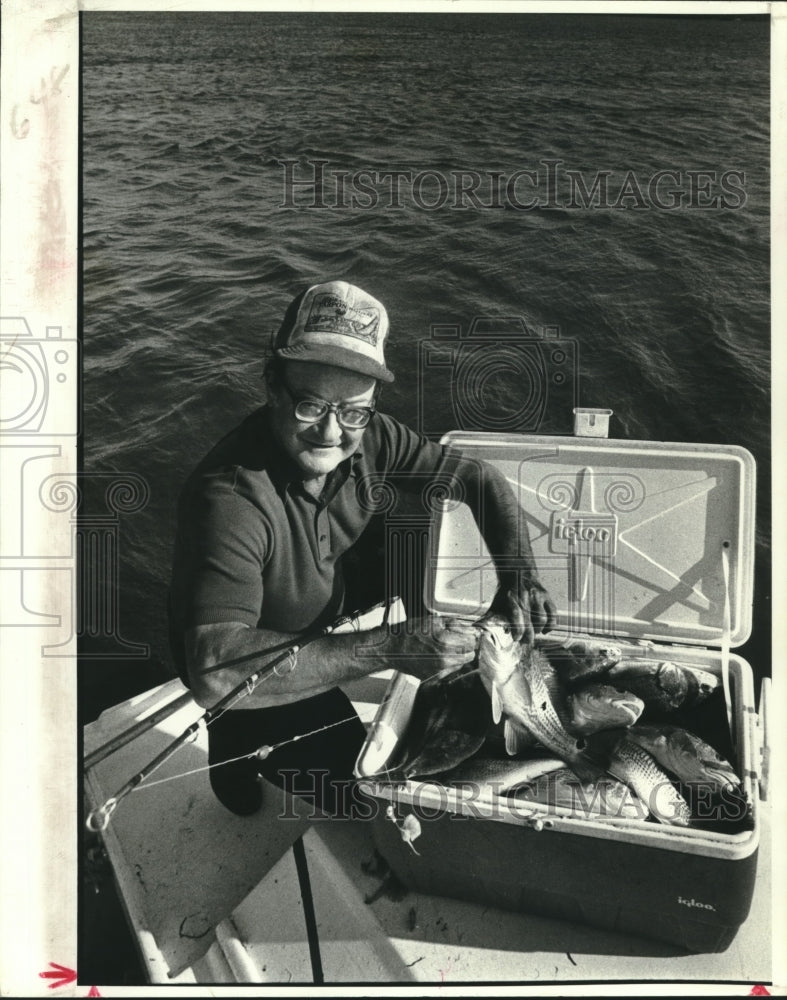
[756,676,770,803]
[720,544,734,747]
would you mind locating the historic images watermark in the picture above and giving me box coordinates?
[279,158,748,211]
[275,770,750,826]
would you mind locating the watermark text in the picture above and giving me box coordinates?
[279,158,747,211]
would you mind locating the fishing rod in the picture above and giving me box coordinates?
[84,691,196,772]
[83,631,332,773]
[85,599,402,833]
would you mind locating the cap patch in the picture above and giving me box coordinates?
[304,292,380,345]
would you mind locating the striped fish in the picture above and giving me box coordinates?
[476,625,604,785]
[592,732,692,827]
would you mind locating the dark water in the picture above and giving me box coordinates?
[80,12,771,719]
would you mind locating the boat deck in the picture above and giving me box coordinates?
[83,675,772,986]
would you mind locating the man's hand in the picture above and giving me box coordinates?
[480,582,557,645]
[386,615,479,681]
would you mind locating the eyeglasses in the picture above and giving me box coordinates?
[278,379,376,430]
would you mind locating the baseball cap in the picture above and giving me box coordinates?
[272,280,395,383]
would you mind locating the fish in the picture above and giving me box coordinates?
[441,754,565,792]
[383,665,489,780]
[566,683,645,736]
[511,768,644,820]
[624,724,740,793]
[606,659,719,711]
[585,729,692,827]
[476,625,604,784]
[537,636,623,684]
[498,658,571,754]
[494,672,643,747]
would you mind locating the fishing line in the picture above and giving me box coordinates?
[127,656,477,794]
[126,714,362,792]
[112,650,299,795]
[86,603,480,829]
[257,712,360,754]
[123,748,258,790]
[133,657,482,793]
[86,641,315,831]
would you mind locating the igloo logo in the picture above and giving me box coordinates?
[677,896,717,912]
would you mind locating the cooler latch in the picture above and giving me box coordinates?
[573,408,613,438]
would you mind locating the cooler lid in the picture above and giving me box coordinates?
[427,432,756,648]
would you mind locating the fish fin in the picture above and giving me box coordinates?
[504,720,519,756]
[652,804,691,827]
[491,683,503,725]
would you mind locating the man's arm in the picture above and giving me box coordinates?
[185,616,479,710]
[449,454,557,642]
[369,412,556,642]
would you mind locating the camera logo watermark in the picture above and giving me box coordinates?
[279,158,748,211]
[0,318,78,435]
[418,317,578,438]
[1,317,147,657]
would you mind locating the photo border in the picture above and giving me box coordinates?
[0,0,784,995]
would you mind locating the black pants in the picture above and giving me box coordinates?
[207,687,367,817]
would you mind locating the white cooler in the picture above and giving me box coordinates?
[356,419,769,954]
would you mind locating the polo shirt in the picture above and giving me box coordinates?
[168,406,445,675]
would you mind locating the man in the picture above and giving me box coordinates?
[169,280,555,817]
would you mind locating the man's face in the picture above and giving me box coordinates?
[268,360,377,479]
